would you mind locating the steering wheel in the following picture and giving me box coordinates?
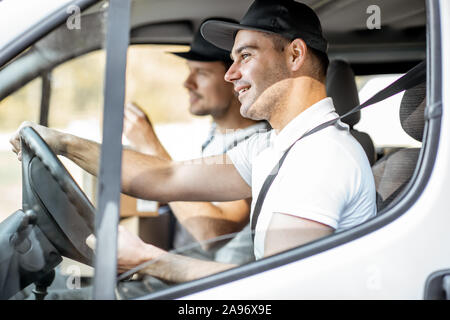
[20,126,95,266]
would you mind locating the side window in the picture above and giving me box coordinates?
[46,50,106,204]
[355,74,422,155]
[125,44,210,160]
[0,1,112,299]
[126,45,191,123]
[0,77,41,222]
[48,51,105,131]
[28,44,211,216]
[119,44,211,243]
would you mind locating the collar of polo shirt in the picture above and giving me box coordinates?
[271,98,342,153]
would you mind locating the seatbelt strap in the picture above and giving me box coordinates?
[201,123,217,153]
[250,60,426,241]
[202,122,270,154]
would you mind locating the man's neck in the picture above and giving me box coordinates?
[269,77,327,132]
[213,99,259,134]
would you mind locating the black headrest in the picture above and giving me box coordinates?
[326,60,361,127]
[400,82,426,142]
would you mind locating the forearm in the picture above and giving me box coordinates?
[59,131,250,202]
[169,201,249,244]
[112,226,236,284]
[121,148,182,202]
[62,134,170,186]
[58,132,172,200]
[142,249,236,283]
[138,133,172,160]
[60,133,101,176]
[123,154,251,203]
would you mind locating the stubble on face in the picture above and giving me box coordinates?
[242,60,290,121]
[185,61,234,117]
[230,31,290,121]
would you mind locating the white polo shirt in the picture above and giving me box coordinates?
[227,97,377,259]
[172,120,271,264]
[202,121,270,157]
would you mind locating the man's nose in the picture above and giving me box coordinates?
[183,73,197,90]
[224,62,241,83]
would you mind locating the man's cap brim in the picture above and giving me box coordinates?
[201,20,278,51]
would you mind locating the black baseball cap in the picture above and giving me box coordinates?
[200,0,328,54]
[171,18,237,63]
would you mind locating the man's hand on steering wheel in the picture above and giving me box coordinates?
[86,226,166,274]
[10,121,66,161]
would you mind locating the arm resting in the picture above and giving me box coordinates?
[169,199,251,248]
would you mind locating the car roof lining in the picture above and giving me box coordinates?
[0,0,427,100]
[129,0,426,64]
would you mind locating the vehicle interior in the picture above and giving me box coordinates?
[0,0,438,300]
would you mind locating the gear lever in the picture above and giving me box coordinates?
[9,209,54,299]
[32,269,56,300]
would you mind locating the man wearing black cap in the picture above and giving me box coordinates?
[122,21,268,265]
[11,0,376,284]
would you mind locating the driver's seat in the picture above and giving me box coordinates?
[326,59,377,166]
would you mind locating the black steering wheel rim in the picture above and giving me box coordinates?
[20,126,95,265]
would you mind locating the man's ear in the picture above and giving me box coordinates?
[288,38,307,72]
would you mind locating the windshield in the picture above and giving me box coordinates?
[0,0,75,51]
[0,0,107,300]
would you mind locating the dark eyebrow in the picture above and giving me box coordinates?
[230,45,259,61]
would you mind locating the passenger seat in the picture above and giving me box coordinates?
[326,60,377,165]
[371,82,426,211]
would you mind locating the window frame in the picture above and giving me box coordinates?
[0,0,442,301]
[138,0,443,300]
[0,0,98,68]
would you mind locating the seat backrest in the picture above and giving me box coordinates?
[326,59,376,165]
[371,82,426,211]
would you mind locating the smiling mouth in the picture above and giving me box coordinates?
[239,88,249,95]
[237,86,250,99]
[189,92,202,103]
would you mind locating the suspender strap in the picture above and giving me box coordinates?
[250,60,426,241]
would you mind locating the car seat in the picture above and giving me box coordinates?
[326,59,377,165]
[371,82,426,211]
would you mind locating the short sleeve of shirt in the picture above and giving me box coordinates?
[227,131,272,187]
